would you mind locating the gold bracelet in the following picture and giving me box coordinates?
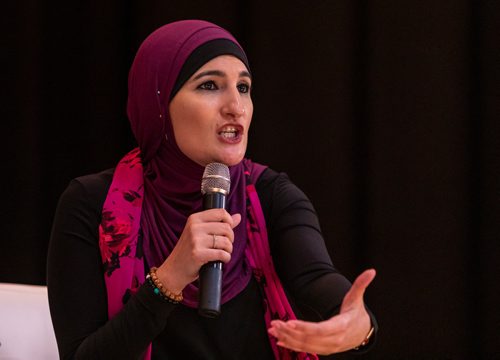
[353,325,375,350]
[147,267,183,303]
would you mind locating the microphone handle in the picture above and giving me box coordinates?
[198,191,226,318]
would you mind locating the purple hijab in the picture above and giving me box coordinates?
[127,20,263,306]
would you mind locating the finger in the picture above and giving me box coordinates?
[210,234,233,254]
[194,208,233,224]
[197,222,235,242]
[190,242,232,266]
[213,222,236,242]
[353,268,376,291]
[269,319,344,355]
[342,269,376,306]
[271,317,345,338]
[204,249,232,264]
[231,213,242,228]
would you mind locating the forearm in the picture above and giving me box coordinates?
[259,170,378,353]
[69,284,175,360]
[47,231,177,359]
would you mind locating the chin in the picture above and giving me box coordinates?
[214,153,245,167]
[216,158,243,167]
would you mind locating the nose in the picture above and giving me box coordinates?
[221,88,245,118]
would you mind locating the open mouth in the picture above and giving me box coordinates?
[218,126,240,139]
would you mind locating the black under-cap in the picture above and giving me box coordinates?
[170,38,250,100]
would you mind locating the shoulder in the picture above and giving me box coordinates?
[254,167,314,218]
[57,168,115,217]
[72,168,115,197]
[254,167,288,190]
[255,168,310,203]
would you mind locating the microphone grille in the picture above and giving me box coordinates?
[201,163,231,195]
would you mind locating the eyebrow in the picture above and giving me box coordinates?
[191,70,252,81]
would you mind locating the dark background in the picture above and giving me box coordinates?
[3,1,499,359]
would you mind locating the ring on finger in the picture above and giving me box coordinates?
[212,234,217,249]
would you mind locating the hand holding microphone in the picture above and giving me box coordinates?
[198,163,231,318]
[155,163,236,317]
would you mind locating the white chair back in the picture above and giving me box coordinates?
[0,283,59,360]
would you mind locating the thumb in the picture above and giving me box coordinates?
[342,269,376,310]
[231,213,242,229]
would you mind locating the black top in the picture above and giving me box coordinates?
[47,167,376,359]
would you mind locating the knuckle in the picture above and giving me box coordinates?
[339,318,349,331]
[185,224,197,237]
[216,208,227,219]
[316,326,326,336]
[187,213,199,224]
[221,251,231,263]
[225,225,234,236]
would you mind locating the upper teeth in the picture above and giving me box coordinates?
[220,127,238,138]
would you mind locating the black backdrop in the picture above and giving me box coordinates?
[3,1,499,359]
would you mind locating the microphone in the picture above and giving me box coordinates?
[198,162,231,318]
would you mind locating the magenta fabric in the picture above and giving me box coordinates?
[245,177,319,360]
[98,148,152,359]
[99,148,144,317]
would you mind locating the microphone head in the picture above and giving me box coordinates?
[201,163,231,195]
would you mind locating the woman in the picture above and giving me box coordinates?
[47,20,377,359]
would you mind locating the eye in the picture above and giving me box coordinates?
[237,83,251,94]
[198,80,218,91]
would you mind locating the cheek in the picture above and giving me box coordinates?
[172,102,208,137]
[245,106,253,130]
[242,98,253,123]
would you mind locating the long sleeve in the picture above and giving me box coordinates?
[47,171,177,359]
[47,167,376,359]
[255,169,377,352]
[256,169,351,317]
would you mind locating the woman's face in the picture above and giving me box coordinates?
[169,55,253,167]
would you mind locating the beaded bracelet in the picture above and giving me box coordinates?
[146,267,183,304]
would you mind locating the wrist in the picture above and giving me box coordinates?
[353,324,375,350]
[156,264,186,294]
[147,267,183,304]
